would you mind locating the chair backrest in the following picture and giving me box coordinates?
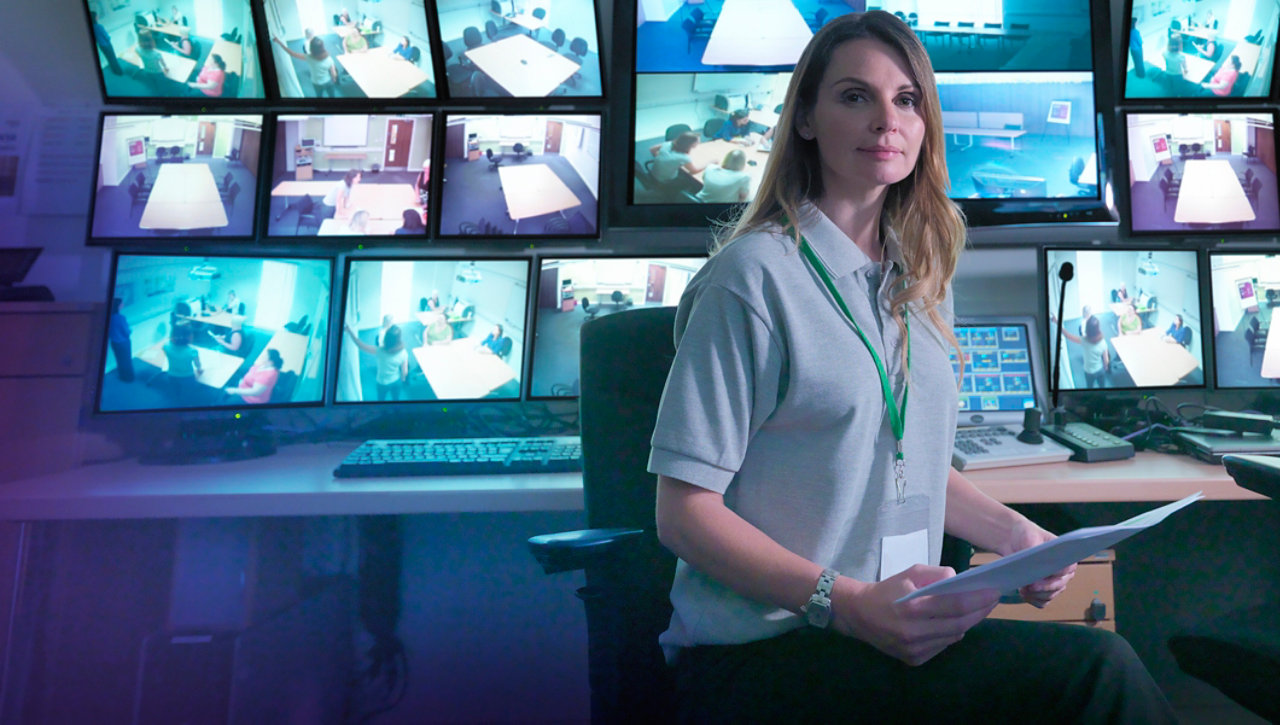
[464,26,483,48]
[497,336,513,360]
[815,7,828,24]
[552,27,566,47]
[533,7,546,19]
[486,19,499,39]
[703,117,725,138]
[409,46,421,64]
[570,36,588,57]
[611,290,625,303]
[1070,156,1084,183]
[665,123,691,141]
[576,307,680,721]
[157,147,168,159]
[269,370,298,404]
[691,7,705,22]
[513,142,526,154]
[491,0,502,13]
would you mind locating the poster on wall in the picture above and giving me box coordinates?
[1239,278,1259,312]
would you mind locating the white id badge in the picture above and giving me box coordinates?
[877,495,930,582]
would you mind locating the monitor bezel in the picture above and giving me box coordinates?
[1119,0,1280,103]
[263,110,437,243]
[1206,247,1280,390]
[85,110,269,246]
[1119,107,1280,238]
[332,252,536,406]
[434,111,604,241]
[79,0,270,106]
[953,314,1053,429]
[1040,244,1209,394]
[525,251,710,401]
[94,249,337,415]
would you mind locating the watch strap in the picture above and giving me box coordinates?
[802,568,839,628]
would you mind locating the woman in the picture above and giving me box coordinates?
[1204,54,1242,96]
[393,35,415,61]
[189,53,227,97]
[1118,300,1143,335]
[1163,35,1187,81]
[1061,315,1112,388]
[476,324,505,355]
[134,30,170,92]
[424,312,453,345]
[648,11,1173,721]
[396,209,426,235]
[343,209,371,236]
[109,297,134,383]
[343,26,369,54]
[273,35,338,97]
[696,148,752,203]
[212,316,246,355]
[1164,313,1192,347]
[649,131,706,187]
[322,170,361,220]
[345,322,408,401]
[225,349,283,404]
[163,322,204,405]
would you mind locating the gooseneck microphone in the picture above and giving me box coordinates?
[1050,262,1074,421]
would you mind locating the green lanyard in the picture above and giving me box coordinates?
[798,236,911,503]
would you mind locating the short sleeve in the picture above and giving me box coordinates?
[649,283,784,494]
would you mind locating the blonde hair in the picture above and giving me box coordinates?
[711,10,966,380]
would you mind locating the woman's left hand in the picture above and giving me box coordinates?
[997,518,1076,608]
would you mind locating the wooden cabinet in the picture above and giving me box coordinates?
[294,144,314,180]
[972,549,1116,630]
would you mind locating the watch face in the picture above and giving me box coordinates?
[805,600,831,628]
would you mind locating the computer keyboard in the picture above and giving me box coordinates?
[952,425,1074,471]
[334,436,583,478]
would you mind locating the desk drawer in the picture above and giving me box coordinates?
[0,311,93,377]
[972,550,1115,626]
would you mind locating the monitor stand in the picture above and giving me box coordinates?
[139,413,277,465]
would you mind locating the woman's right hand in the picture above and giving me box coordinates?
[830,565,999,666]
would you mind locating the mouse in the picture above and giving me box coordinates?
[747,160,757,166]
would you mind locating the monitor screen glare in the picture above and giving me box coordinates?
[1044,248,1205,391]
[336,258,531,403]
[263,0,438,99]
[91,114,263,241]
[100,254,333,412]
[952,323,1038,417]
[1209,252,1280,388]
[267,114,433,238]
[529,256,707,397]
[438,115,601,237]
[86,0,264,100]
[1125,112,1278,234]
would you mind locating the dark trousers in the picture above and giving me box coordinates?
[673,620,1175,724]
[99,42,123,75]
[111,340,134,382]
[375,381,402,401]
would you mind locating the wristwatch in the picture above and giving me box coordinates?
[801,568,839,628]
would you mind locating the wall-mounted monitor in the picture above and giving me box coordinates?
[261,0,438,99]
[1124,111,1278,235]
[434,0,603,98]
[335,257,532,403]
[528,254,707,398]
[82,0,265,101]
[1044,247,1205,391]
[266,113,433,239]
[1123,0,1279,100]
[438,114,601,238]
[98,252,333,413]
[1207,251,1280,389]
[89,113,264,242]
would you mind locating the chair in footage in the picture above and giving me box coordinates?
[1069,156,1096,196]
[469,70,506,97]
[127,182,149,212]
[222,182,241,215]
[546,27,566,52]
[1158,178,1177,212]
[1246,326,1267,366]
[906,11,918,26]
[1167,454,1280,723]
[136,171,151,191]
[1178,143,1190,160]
[1247,177,1263,209]
[463,25,484,54]
[1242,168,1255,188]
[486,148,503,171]
[409,46,421,65]
[485,19,501,42]
[529,7,547,38]
[808,6,828,30]
[564,37,589,87]
[295,195,321,235]
[703,117,726,139]
[511,143,531,161]
[170,145,182,161]
[664,123,692,142]
[496,336,513,361]
[156,147,169,164]
[681,18,711,53]
[526,307,978,722]
[220,171,234,193]
[610,290,632,308]
[543,216,571,234]
[579,297,599,321]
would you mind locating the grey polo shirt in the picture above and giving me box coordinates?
[648,204,959,660]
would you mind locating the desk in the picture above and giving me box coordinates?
[347,183,421,222]
[1231,41,1262,76]
[1079,153,1098,187]
[145,20,189,39]
[464,34,579,97]
[256,330,309,375]
[1181,52,1217,83]
[945,125,1027,151]
[1109,327,1201,387]
[317,217,403,235]
[496,163,582,230]
[507,10,549,34]
[687,138,769,196]
[179,311,244,330]
[121,48,198,83]
[335,45,431,98]
[317,147,372,171]
[1260,326,1280,378]
[1174,159,1255,224]
[702,0,813,66]
[208,37,243,75]
[136,341,244,389]
[411,338,517,400]
[139,164,228,231]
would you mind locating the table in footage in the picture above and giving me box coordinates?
[257,330,309,374]
[120,49,198,84]
[702,0,813,66]
[137,342,244,389]
[209,37,243,75]
[271,179,421,235]
[335,45,431,97]
[139,164,229,231]
[1108,328,1200,387]
[178,311,244,330]
[464,34,580,96]
[496,163,582,231]
[411,338,515,399]
[1174,159,1254,225]
[688,138,770,194]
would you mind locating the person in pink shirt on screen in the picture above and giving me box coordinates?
[225,349,283,404]
[1204,54,1242,96]
[189,54,227,97]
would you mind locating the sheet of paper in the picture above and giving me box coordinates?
[896,492,1203,602]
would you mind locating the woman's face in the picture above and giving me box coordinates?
[797,38,925,199]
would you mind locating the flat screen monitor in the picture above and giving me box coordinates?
[89,113,264,242]
[1123,0,1279,100]
[266,113,433,238]
[952,316,1049,428]
[434,0,603,98]
[1207,251,1280,389]
[528,254,708,398]
[98,252,334,413]
[83,0,265,101]
[1043,247,1205,391]
[335,257,532,403]
[437,114,601,238]
[1124,111,1278,235]
[261,0,438,99]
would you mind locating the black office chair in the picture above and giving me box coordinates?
[578,297,599,321]
[808,6,828,30]
[1168,454,1280,723]
[664,123,692,141]
[496,336,513,361]
[512,142,531,161]
[546,27,567,51]
[702,117,726,139]
[486,148,503,170]
[1069,156,1096,196]
[681,17,711,52]
[409,46,421,64]
[543,216,571,234]
[463,25,484,52]
[1246,327,1267,366]
[156,147,169,164]
[295,195,321,235]
[610,290,631,307]
[223,182,241,213]
[220,171,234,193]
[485,18,501,41]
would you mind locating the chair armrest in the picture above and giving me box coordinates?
[528,527,644,574]
[1222,454,1280,499]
